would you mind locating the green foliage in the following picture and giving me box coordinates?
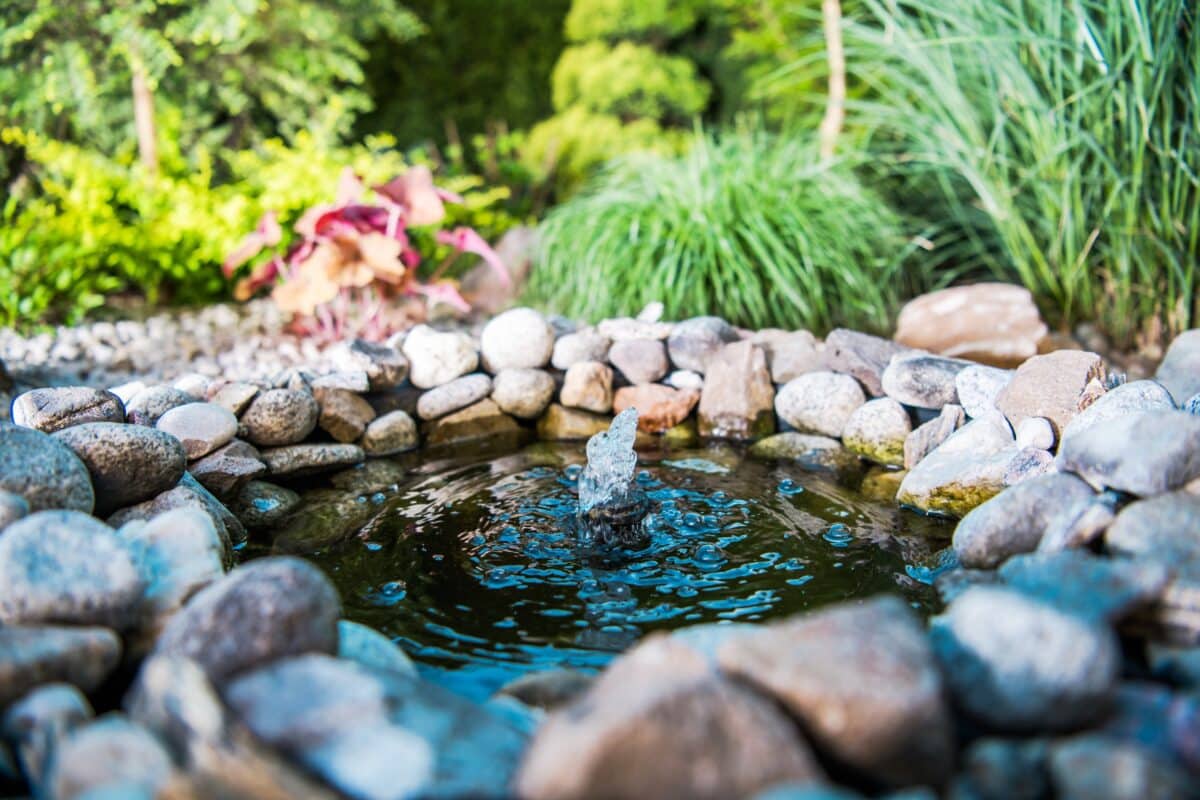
[528,131,931,333]
[553,42,710,120]
[564,0,702,42]
[1,0,422,156]
[847,0,1199,346]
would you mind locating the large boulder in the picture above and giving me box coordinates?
[53,422,186,516]
[1057,410,1200,495]
[893,283,1047,367]
[698,342,776,440]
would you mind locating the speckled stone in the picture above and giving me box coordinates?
[240,389,319,447]
[156,402,239,459]
[260,444,365,478]
[11,387,125,433]
[608,338,669,385]
[53,423,186,515]
[360,410,419,456]
[314,388,376,443]
[416,374,493,421]
[842,398,911,467]
[491,368,556,419]
[560,362,614,414]
[0,424,95,513]
[125,386,196,427]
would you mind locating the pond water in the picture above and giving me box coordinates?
[270,441,953,702]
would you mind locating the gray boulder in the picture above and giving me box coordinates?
[53,422,186,515]
[1057,410,1200,495]
[0,423,95,513]
[11,387,124,433]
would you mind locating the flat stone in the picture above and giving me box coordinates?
[750,329,823,384]
[310,370,371,392]
[749,433,862,476]
[153,556,339,681]
[206,381,259,416]
[608,338,669,385]
[1059,379,1177,446]
[903,404,965,469]
[560,361,613,413]
[775,371,865,438]
[699,341,776,440]
[240,388,319,447]
[955,364,1013,418]
[335,339,409,390]
[314,388,376,443]
[551,330,611,370]
[842,398,911,467]
[155,402,238,459]
[187,439,266,497]
[0,489,28,531]
[821,329,913,396]
[0,511,143,628]
[1057,410,1200,495]
[401,325,479,388]
[43,716,176,799]
[481,307,555,372]
[1105,492,1200,580]
[894,283,1047,367]
[53,422,186,516]
[173,373,213,397]
[337,620,417,677]
[516,635,823,799]
[998,549,1170,623]
[717,596,954,788]
[0,626,120,708]
[897,414,1017,518]
[231,480,300,529]
[881,354,970,409]
[416,373,492,420]
[491,368,556,419]
[1048,736,1196,800]
[537,404,611,441]
[613,385,699,433]
[667,316,739,373]
[422,398,519,447]
[596,317,672,341]
[952,472,1096,568]
[360,410,419,456]
[1016,416,1055,450]
[1155,328,1200,404]
[0,423,94,513]
[260,443,365,478]
[931,586,1120,732]
[11,387,124,432]
[125,386,195,427]
[995,350,1107,436]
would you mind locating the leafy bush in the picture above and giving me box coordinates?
[527,131,932,333]
[553,42,710,121]
[564,0,702,41]
[848,0,1200,346]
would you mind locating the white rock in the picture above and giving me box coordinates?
[774,372,866,438]
[480,308,555,372]
[955,365,1013,419]
[1015,417,1055,451]
[401,326,478,389]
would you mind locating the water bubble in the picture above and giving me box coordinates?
[371,492,387,504]
[694,544,725,564]
[637,469,654,484]
[778,478,805,496]
[364,541,382,552]
[564,464,582,481]
[823,523,853,547]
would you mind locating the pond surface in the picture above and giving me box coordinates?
[283,441,953,701]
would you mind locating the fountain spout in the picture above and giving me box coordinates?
[577,408,649,545]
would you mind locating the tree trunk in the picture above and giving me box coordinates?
[818,0,846,160]
[132,64,159,173]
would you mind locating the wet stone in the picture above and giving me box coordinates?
[821,329,913,397]
[496,669,595,711]
[152,556,340,681]
[231,480,300,529]
[491,368,556,420]
[608,338,669,385]
[337,620,417,677]
[314,387,376,443]
[53,422,187,516]
[998,549,1170,623]
[422,398,520,448]
[260,443,365,478]
[955,364,1013,419]
[402,325,479,389]
[537,404,612,441]
[1104,491,1200,580]
[11,387,125,433]
[749,433,861,476]
[155,402,238,459]
[1058,410,1200,496]
[551,330,611,370]
[931,586,1120,732]
[667,316,739,374]
[881,353,970,409]
[416,373,492,420]
[187,439,266,498]
[841,397,911,467]
[240,388,319,447]
[775,371,865,438]
[269,488,379,554]
[0,511,143,629]
[1059,379,1176,446]
[481,307,555,372]
[0,626,120,708]
[125,386,195,427]
[903,404,964,469]
[896,414,1017,518]
[560,361,614,414]
[360,410,419,456]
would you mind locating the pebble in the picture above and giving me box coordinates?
[0,511,144,629]
[125,386,195,426]
[881,354,970,409]
[480,307,555,372]
[841,398,911,467]
[931,586,1119,731]
[664,369,704,392]
[239,388,319,447]
[416,373,493,420]
[1058,410,1200,495]
[53,422,187,515]
[491,368,556,419]
[313,387,376,443]
[153,556,340,681]
[0,626,120,708]
[11,387,125,432]
[551,330,611,370]
[608,338,669,385]
[401,325,478,388]
[155,402,238,459]
[360,410,419,456]
[775,371,865,438]
[698,341,776,440]
[666,316,739,374]
[1015,416,1055,450]
[821,329,912,396]
[260,443,365,478]
[0,424,95,513]
[187,439,266,497]
[560,361,614,414]
[231,480,301,529]
[995,350,1106,436]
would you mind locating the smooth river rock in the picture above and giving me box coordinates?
[1059,379,1177,447]
[551,330,611,370]
[0,626,120,708]
[416,373,492,420]
[841,397,911,467]
[667,316,739,374]
[43,715,176,799]
[53,422,187,515]
[491,368,556,419]
[360,410,419,456]
[560,361,614,414]
[313,387,376,443]
[698,341,776,440]
[997,549,1170,624]
[423,398,519,447]
[896,413,1016,517]
[260,443,365,478]
[608,338,669,385]
[155,402,239,459]
[1057,410,1200,495]
[894,283,1047,367]
[954,364,1013,419]
[613,384,699,433]
[903,404,965,469]
[775,371,864,438]
[537,404,612,441]
[401,325,479,389]
[125,386,196,427]
[187,439,266,497]
[332,338,409,391]
[821,329,913,397]
[881,354,970,409]
[11,387,124,432]
[480,307,555,372]
[750,329,823,384]
[1104,491,1200,580]
[0,423,95,513]
[240,388,319,447]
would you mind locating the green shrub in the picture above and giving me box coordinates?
[527,131,931,333]
[848,0,1200,346]
[564,0,702,41]
[552,41,710,121]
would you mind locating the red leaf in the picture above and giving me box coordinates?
[436,227,511,289]
[223,212,281,277]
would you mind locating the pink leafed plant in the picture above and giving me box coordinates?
[223,166,510,341]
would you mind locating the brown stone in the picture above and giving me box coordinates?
[750,329,823,383]
[559,362,613,414]
[822,329,913,397]
[421,399,519,447]
[894,283,1048,367]
[608,338,669,385]
[314,388,376,443]
[536,404,612,441]
[698,341,775,440]
[188,439,266,498]
[995,350,1107,437]
[613,385,699,433]
[516,635,824,800]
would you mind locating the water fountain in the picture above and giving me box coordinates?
[576,408,650,546]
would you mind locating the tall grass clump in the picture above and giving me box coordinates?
[849,0,1199,347]
[527,131,930,333]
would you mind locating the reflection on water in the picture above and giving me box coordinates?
[296,442,953,701]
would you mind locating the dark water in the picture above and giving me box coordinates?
[289,441,954,701]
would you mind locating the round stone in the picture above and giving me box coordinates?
[775,372,867,438]
[551,330,611,370]
[0,511,144,629]
[1015,416,1056,451]
[53,423,187,516]
[125,386,196,427]
[0,424,95,513]
[156,403,239,459]
[841,398,911,467]
[491,369,556,419]
[401,325,479,389]
[232,481,302,529]
[480,307,555,372]
[11,387,125,433]
[361,411,419,456]
[240,389,319,447]
[560,362,614,414]
[608,339,669,385]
